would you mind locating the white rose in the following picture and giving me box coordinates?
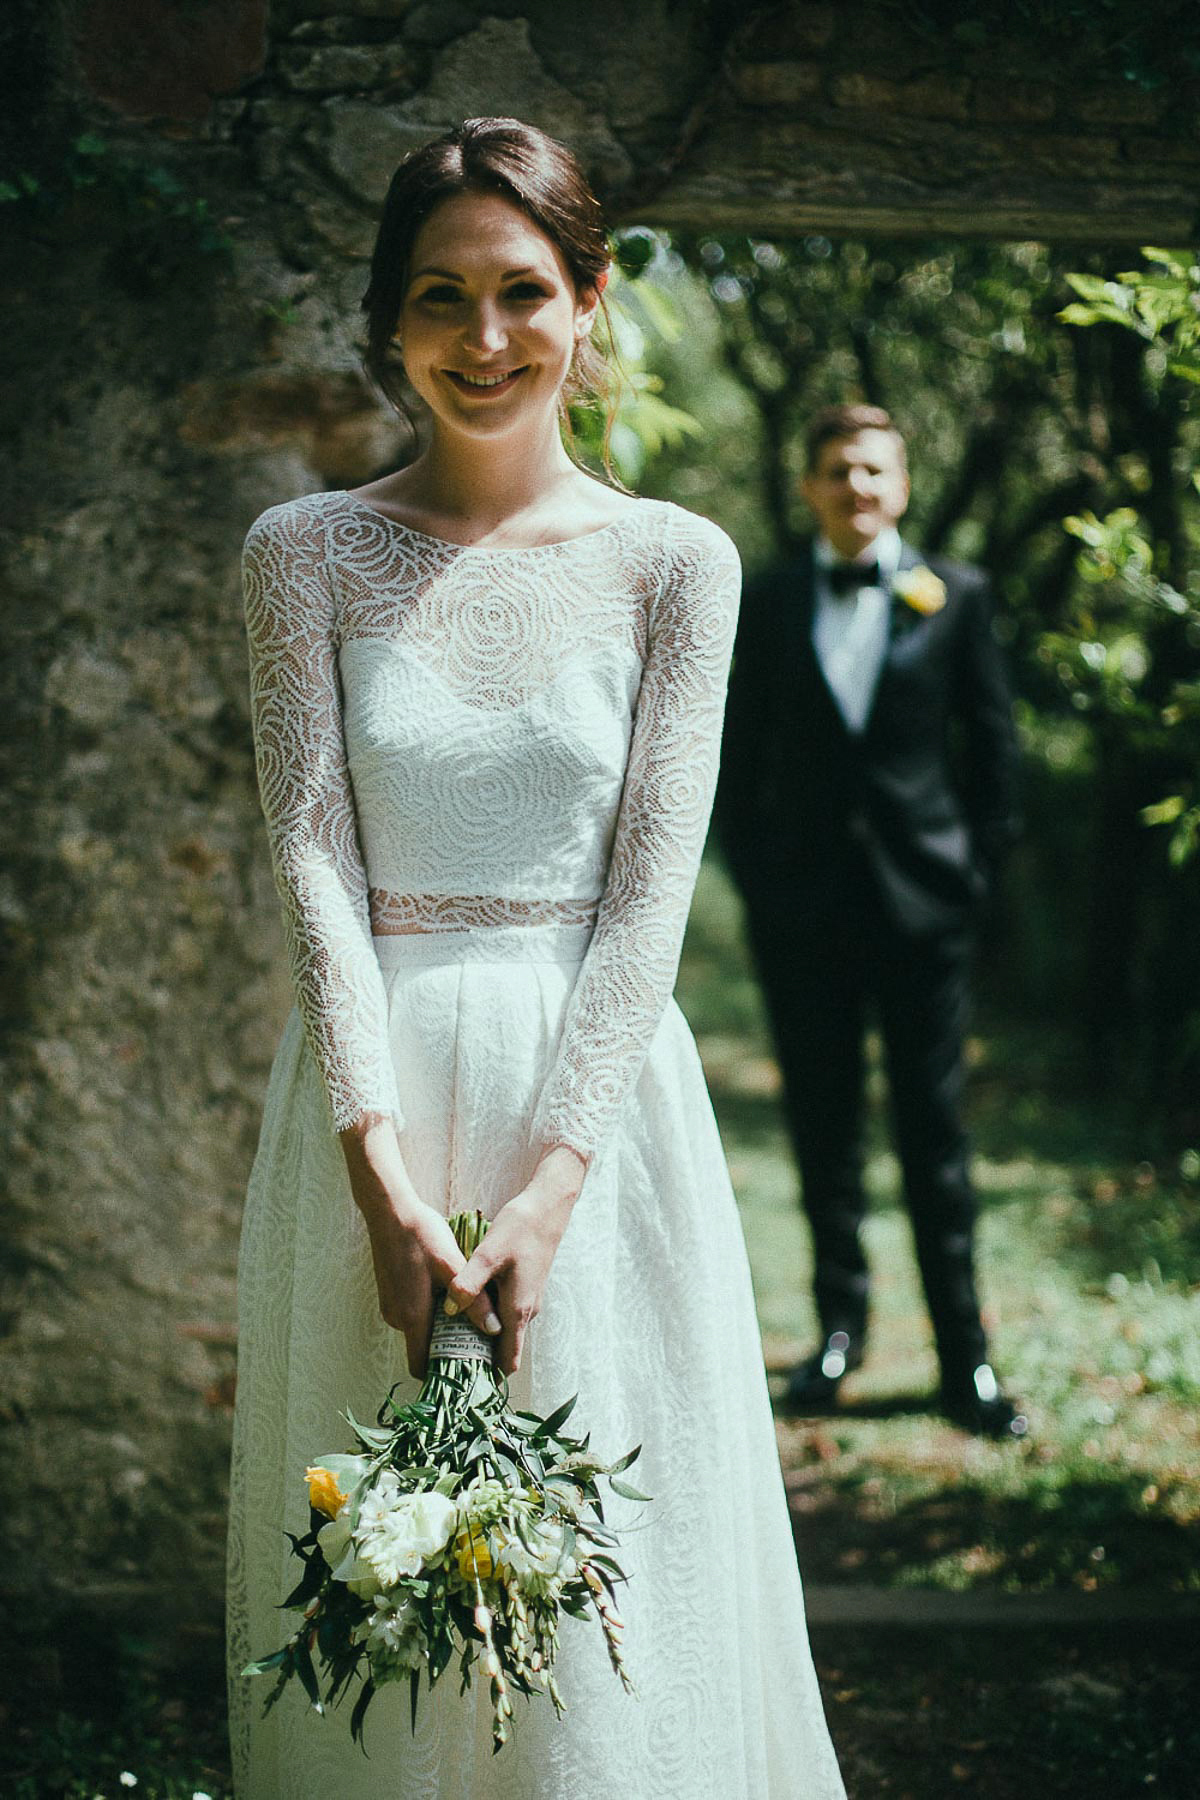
[360,1491,455,1586]
[405,1490,457,1556]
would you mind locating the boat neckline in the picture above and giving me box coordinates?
[333,489,659,554]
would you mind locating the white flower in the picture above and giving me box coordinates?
[356,1468,402,1533]
[362,1514,424,1585]
[317,1504,377,1591]
[357,1485,457,1589]
[498,1518,577,1595]
[193,1792,214,1800]
[119,1778,138,1790]
[404,1489,458,1553]
[352,1590,427,1677]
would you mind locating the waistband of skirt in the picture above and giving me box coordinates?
[372,921,594,969]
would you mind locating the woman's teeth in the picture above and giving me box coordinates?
[454,369,519,387]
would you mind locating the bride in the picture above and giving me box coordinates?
[226,115,846,1798]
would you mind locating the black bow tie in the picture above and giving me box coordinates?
[828,559,882,597]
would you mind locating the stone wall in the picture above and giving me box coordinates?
[2,0,1198,1642]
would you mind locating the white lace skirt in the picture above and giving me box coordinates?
[226,925,845,1799]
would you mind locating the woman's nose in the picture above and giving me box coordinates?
[463,300,507,356]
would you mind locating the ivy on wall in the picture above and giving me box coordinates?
[0,133,231,290]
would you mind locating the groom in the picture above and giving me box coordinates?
[717,403,1025,1438]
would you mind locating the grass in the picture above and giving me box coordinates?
[6,852,1199,1795]
[0,1626,230,1800]
[680,856,1200,1603]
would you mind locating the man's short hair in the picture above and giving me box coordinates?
[805,403,907,472]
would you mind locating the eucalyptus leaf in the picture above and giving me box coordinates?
[348,1674,376,1746]
[606,1444,643,1475]
[242,1648,291,1676]
[539,1394,580,1437]
[293,1637,323,1712]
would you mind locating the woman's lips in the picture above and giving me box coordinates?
[444,367,528,397]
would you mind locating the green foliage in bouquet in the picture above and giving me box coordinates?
[244,1211,647,1753]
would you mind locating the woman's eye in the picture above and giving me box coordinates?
[417,285,462,304]
[506,283,549,301]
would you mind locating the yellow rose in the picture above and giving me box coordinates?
[305,1464,348,1520]
[455,1525,494,1581]
[893,566,947,616]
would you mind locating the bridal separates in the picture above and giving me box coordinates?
[226,491,846,1798]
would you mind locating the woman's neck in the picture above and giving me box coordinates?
[413,419,580,533]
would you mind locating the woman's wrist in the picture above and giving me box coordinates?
[339,1115,422,1222]
[531,1143,588,1209]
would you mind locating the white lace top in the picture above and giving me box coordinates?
[242,489,740,1164]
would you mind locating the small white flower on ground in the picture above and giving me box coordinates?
[119,1777,138,1790]
[192,1792,214,1800]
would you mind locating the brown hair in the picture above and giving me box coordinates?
[805,403,907,473]
[361,117,617,461]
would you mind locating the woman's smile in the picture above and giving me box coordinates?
[443,365,529,396]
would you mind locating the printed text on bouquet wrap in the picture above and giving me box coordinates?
[430,1302,494,1363]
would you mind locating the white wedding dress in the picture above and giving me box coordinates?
[226,489,845,1799]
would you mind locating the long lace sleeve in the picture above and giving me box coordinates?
[531,510,741,1164]
[243,498,402,1133]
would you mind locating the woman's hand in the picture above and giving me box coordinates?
[444,1146,587,1376]
[340,1118,501,1378]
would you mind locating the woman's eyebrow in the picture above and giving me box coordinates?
[411,265,542,282]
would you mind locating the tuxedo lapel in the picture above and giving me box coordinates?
[864,539,924,731]
[888,539,924,638]
[788,543,852,740]
[783,543,816,668]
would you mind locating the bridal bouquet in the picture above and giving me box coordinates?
[245,1211,647,1752]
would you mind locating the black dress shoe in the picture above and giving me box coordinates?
[785,1331,865,1411]
[941,1363,1028,1439]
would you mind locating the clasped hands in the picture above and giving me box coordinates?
[340,1119,585,1379]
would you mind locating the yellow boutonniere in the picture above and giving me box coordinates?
[893,566,947,616]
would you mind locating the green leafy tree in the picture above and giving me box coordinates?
[640,233,1200,1136]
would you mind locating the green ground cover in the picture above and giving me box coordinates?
[681,858,1200,1603]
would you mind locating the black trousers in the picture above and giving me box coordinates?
[742,875,989,1379]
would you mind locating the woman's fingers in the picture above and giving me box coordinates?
[496,1305,525,1378]
[444,1249,502,1339]
[404,1316,430,1381]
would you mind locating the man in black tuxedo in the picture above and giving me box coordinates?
[718,403,1025,1438]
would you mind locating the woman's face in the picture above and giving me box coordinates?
[397,189,599,442]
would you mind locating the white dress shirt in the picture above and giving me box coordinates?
[811,527,902,734]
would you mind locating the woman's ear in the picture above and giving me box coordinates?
[574,266,609,340]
